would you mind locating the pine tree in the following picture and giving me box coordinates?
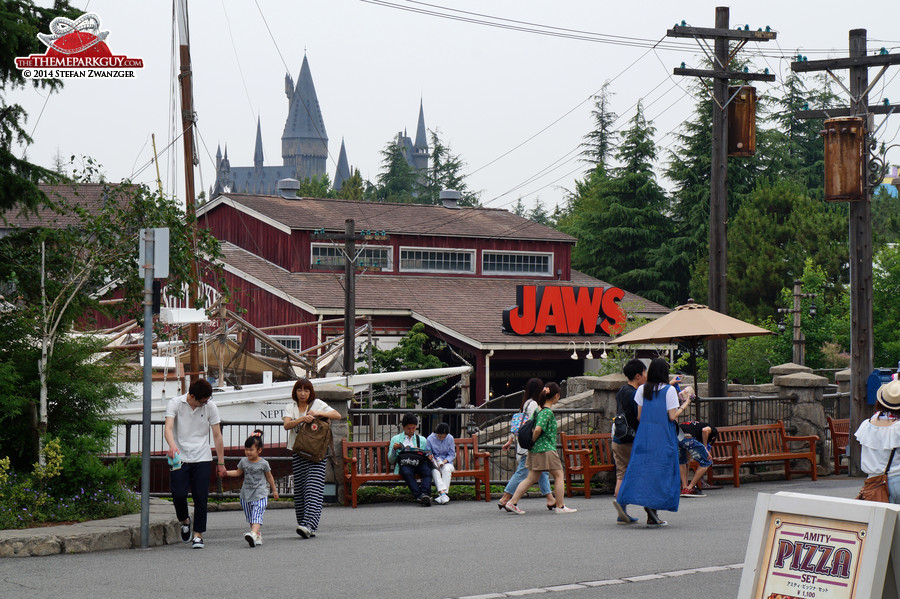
[375,140,417,203]
[418,129,479,206]
[0,1,80,213]
[336,168,365,201]
[561,103,671,304]
[581,83,617,170]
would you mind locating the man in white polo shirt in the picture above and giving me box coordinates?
[164,379,226,549]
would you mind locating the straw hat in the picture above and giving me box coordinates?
[877,379,900,410]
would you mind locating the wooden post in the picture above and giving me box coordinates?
[707,6,730,414]
[343,219,356,375]
[848,29,874,477]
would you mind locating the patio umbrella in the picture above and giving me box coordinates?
[611,301,773,403]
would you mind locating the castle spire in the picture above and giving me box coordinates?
[414,98,427,150]
[254,117,264,168]
[334,138,350,191]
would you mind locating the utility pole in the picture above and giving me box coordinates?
[792,30,900,475]
[777,280,816,366]
[312,220,387,374]
[666,7,775,420]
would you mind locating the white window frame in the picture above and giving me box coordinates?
[482,250,554,276]
[257,336,302,357]
[311,243,393,271]
[398,246,476,274]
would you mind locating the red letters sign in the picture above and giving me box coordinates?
[502,285,626,336]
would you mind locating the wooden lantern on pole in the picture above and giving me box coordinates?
[727,86,756,156]
[822,116,866,201]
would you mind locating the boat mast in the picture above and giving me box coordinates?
[176,0,201,382]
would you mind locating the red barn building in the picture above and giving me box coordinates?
[199,191,668,405]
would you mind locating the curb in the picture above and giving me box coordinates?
[0,498,180,558]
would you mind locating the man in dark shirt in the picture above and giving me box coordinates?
[612,359,646,524]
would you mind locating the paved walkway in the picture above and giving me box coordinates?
[0,477,863,599]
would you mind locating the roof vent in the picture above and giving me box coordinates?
[440,189,461,209]
[277,178,301,199]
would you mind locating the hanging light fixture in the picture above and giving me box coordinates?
[583,342,593,360]
[567,341,578,360]
[600,343,608,360]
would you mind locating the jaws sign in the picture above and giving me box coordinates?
[502,285,626,335]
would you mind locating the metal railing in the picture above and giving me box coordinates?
[108,391,850,495]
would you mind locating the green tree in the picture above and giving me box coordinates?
[511,196,527,218]
[581,83,617,169]
[561,103,671,304]
[0,1,80,213]
[874,244,900,367]
[336,167,365,201]
[528,197,549,225]
[418,129,479,206]
[358,323,447,406]
[375,140,417,203]
[0,167,225,460]
[726,180,847,322]
[296,173,333,199]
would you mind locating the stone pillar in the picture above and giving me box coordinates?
[314,384,352,504]
[566,374,624,435]
[835,369,851,419]
[772,370,829,474]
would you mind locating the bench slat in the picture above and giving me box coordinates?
[560,433,615,498]
[708,421,818,488]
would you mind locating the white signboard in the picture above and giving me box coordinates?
[739,492,900,599]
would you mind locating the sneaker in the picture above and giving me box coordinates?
[419,495,432,507]
[191,536,204,549]
[555,505,577,513]
[506,503,525,515]
[180,518,191,543]
[308,530,316,538]
[612,500,637,524]
[297,525,311,539]
[439,493,450,504]
[681,486,706,497]
[644,508,668,528]
[254,533,263,545]
[244,532,256,547]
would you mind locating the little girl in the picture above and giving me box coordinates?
[225,430,279,547]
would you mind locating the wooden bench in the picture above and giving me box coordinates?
[560,432,615,498]
[342,435,491,508]
[707,421,818,488]
[827,416,850,475]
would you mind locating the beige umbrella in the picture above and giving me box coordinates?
[612,301,773,418]
[612,301,772,345]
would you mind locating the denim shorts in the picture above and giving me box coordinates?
[678,438,712,468]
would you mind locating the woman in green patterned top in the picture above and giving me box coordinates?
[505,382,577,514]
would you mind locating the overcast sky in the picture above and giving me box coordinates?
[11,1,900,212]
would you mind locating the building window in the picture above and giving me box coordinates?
[311,244,392,271]
[258,336,302,357]
[399,247,475,273]
[482,251,553,275]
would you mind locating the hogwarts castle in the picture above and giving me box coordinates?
[212,55,428,196]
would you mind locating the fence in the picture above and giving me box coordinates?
[111,387,845,495]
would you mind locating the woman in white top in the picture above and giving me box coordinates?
[283,378,340,538]
[855,379,900,503]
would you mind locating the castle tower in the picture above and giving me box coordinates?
[253,117,264,171]
[412,99,428,174]
[334,138,350,191]
[282,54,328,181]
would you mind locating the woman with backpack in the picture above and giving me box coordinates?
[505,382,576,514]
[497,377,556,512]
[616,358,682,527]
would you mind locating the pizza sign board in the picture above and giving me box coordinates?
[739,492,900,599]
